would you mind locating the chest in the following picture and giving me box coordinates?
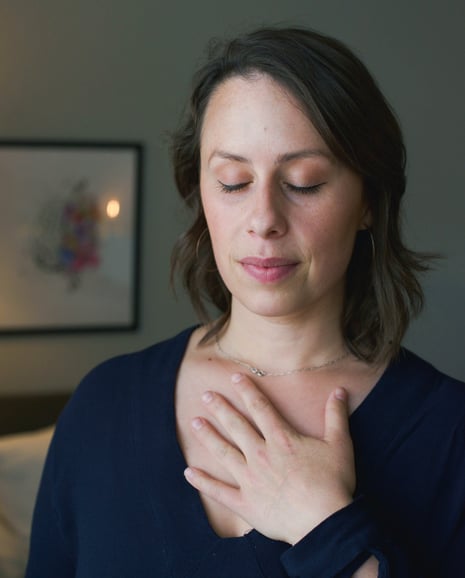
[174,361,374,538]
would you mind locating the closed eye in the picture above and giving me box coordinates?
[217,180,325,194]
[284,182,325,194]
[217,180,250,193]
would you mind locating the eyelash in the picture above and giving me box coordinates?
[218,181,249,193]
[217,181,325,195]
[284,182,324,195]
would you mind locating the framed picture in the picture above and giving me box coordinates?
[0,140,143,334]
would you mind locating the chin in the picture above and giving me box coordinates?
[235,294,309,320]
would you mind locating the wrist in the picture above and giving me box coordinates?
[288,495,353,546]
[281,497,383,577]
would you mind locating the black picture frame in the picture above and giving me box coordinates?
[0,140,143,335]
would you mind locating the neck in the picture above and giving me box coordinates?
[217,302,347,376]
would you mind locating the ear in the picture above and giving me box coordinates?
[358,204,373,231]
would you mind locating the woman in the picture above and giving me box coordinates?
[26,28,465,577]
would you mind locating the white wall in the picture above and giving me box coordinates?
[0,0,463,393]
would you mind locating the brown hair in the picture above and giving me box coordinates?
[171,26,432,363]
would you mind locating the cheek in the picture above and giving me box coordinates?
[202,203,232,269]
[300,204,362,262]
[202,198,224,238]
[201,186,242,249]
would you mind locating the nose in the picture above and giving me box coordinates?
[247,183,288,239]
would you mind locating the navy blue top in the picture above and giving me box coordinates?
[26,327,465,577]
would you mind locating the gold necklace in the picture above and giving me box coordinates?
[215,336,349,378]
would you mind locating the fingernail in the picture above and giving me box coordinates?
[335,387,347,401]
[184,467,194,480]
[231,373,243,384]
[202,391,213,403]
[192,417,203,430]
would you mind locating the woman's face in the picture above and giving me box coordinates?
[199,74,371,323]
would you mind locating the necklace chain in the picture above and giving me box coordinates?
[215,337,349,378]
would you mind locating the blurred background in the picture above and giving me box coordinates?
[0,0,463,393]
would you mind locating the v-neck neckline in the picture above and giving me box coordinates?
[133,326,437,575]
[134,327,287,577]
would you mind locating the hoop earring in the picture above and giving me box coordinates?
[195,228,209,260]
[368,229,376,262]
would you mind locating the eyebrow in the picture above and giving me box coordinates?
[277,149,332,163]
[209,151,249,164]
[208,148,332,165]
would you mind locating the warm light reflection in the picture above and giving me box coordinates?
[106,199,120,219]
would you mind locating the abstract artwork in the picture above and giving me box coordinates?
[0,141,142,334]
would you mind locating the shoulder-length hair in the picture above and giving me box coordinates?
[171,26,431,363]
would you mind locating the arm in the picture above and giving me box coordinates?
[25,434,75,578]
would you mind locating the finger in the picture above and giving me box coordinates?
[230,373,292,440]
[323,387,351,444]
[191,416,245,470]
[184,466,242,512]
[201,390,263,451]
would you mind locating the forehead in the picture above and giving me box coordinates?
[200,74,328,158]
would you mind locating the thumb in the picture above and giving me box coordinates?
[324,387,351,443]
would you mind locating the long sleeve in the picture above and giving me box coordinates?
[280,488,465,578]
[23,334,465,578]
[280,497,422,577]
[25,434,75,578]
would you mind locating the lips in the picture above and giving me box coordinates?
[239,257,299,283]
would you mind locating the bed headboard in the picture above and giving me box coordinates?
[0,393,71,436]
